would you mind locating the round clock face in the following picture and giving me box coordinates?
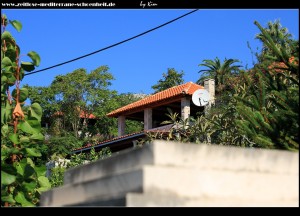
[192,89,210,106]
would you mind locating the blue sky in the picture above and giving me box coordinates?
[2,9,299,95]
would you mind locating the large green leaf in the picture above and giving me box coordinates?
[7,74,16,85]
[9,20,22,32]
[38,176,51,188]
[30,133,44,141]
[26,158,35,167]
[1,56,12,68]
[8,133,19,144]
[27,118,41,133]
[12,87,29,102]
[1,102,12,124]
[26,148,42,157]
[19,121,34,134]
[19,119,41,134]
[5,44,20,61]
[36,187,50,194]
[22,181,37,192]
[1,107,7,124]
[34,165,46,177]
[1,194,16,204]
[15,159,27,176]
[15,192,35,207]
[1,31,14,42]
[21,62,35,72]
[1,124,8,136]
[27,51,40,67]
[24,164,35,179]
[1,148,9,161]
[1,170,16,185]
[20,136,30,143]
[29,103,42,121]
[1,75,7,83]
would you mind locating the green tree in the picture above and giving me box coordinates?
[151,68,184,93]
[95,93,144,136]
[233,21,299,150]
[143,20,298,151]
[49,66,115,138]
[24,85,57,128]
[255,19,295,61]
[1,15,51,207]
[197,57,241,93]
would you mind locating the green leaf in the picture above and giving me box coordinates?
[21,62,35,72]
[27,51,40,67]
[22,181,37,192]
[1,124,9,136]
[30,133,44,141]
[1,31,14,42]
[1,148,10,161]
[19,121,34,134]
[1,107,7,124]
[29,103,42,121]
[20,136,30,143]
[15,192,35,207]
[24,164,35,179]
[7,74,16,84]
[19,88,29,102]
[9,133,19,144]
[34,165,46,177]
[1,194,16,204]
[1,56,12,68]
[27,118,41,133]
[1,75,7,83]
[12,87,29,102]
[5,44,20,61]
[1,170,16,185]
[36,187,50,194]
[26,158,35,167]
[9,20,22,32]
[26,148,42,157]
[38,176,51,188]
[20,119,41,134]
[15,159,27,176]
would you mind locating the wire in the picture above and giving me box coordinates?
[25,9,199,76]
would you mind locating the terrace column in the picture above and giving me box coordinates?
[118,116,126,136]
[144,108,152,130]
[181,97,190,121]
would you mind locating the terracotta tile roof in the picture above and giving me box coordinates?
[268,56,298,73]
[79,111,96,119]
[53,110,96,119]
[107,82,203,117]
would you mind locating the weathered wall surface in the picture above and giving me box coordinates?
[40,141,299,207]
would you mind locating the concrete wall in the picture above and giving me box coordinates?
[40,141,299,207]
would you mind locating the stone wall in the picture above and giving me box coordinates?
[40,141,299,207]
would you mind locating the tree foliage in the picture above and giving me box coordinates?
[143,20,299,151]
[49,147,111,188]
[197,57,242,93]
[1,15,51,207]
[50,66,115,138]
[255,19,295,61]
[151,68,184,93]
[233,21,299,150]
